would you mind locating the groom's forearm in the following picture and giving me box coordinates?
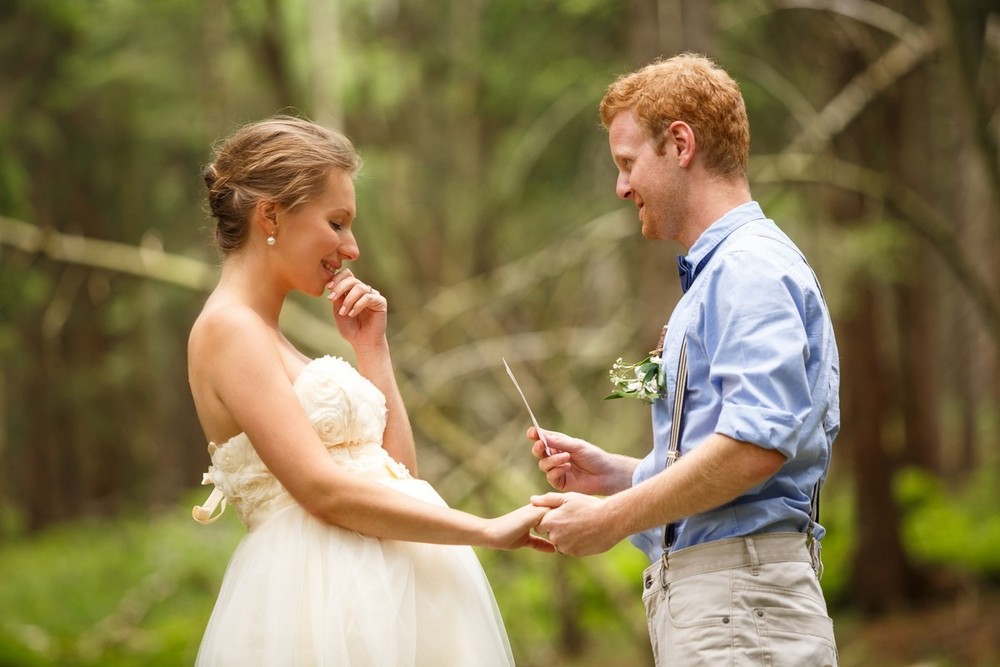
[605,453,641,495]
[602,434,783,538]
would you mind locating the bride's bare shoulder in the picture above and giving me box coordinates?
[189,301,274,363]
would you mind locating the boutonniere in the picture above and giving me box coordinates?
[605,326,668,404]
[605,355,666,404]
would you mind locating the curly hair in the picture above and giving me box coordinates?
[599,53,750,180]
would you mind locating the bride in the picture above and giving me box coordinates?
[188,115,552,666]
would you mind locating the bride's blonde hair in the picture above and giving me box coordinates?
[203,115,362,255]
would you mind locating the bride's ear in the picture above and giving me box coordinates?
[254,200,279,236]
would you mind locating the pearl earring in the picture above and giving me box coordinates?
[266,235,276,246]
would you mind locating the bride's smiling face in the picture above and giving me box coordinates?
[271,169,360,296]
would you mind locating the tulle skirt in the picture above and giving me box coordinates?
[195,477,515,666]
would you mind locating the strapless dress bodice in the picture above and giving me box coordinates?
[194,356,411,527]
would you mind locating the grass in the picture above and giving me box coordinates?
[2,481,999,666]
[0,493,241,667]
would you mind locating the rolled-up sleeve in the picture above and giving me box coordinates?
[700,250,814,460]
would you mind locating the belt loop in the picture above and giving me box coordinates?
[745,536,760,576]
[659,551,669,588]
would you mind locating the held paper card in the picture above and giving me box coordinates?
[503,358,553,457]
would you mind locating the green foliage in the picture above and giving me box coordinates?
[1,1,999,662]
[0,496,650,666]
[896,467,1000,576]
[477,543,649,664]
[1,479,996,666]
[818,468,1000,608]
[0,494,241,666]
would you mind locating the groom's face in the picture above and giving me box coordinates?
[608,111,684,243]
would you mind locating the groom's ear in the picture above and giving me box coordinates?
[668,121,696,168]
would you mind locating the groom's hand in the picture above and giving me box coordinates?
[530,492,620,556]
[528,428,636,496]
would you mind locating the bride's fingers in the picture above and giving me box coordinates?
[527,505,549,525]
[331,280,386,316]
[526,534,556,553]
[326,268,354,293]
[327,270,369,301]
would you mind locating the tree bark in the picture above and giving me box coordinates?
[842,281,925,612]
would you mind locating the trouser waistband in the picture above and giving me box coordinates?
[644,533,814,589]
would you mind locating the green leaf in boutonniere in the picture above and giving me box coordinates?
[605,355,666,404]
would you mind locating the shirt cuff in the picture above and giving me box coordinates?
[715,404,802,459]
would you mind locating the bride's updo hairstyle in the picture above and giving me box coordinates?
[203,115,362,255]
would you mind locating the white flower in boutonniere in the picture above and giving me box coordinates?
[605,354,666,404]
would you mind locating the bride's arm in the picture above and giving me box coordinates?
[195,308,551,551]
[353,341,418,476]
[327,270,417,475]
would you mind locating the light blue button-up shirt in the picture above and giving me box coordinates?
[629,201,840,563]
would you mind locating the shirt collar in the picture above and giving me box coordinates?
[677,201,765,292]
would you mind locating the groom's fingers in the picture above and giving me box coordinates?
[530,492,566,509]
[530,440,548,459]
[527,427,550,455]
[529,426,564,453]
[535,444,567,467]
[539,456,571,489]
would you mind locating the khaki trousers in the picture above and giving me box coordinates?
[641,533,838,666]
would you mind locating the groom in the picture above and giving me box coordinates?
[528,53,841,666]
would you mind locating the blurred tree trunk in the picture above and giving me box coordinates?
[629,0,716,64]
[930,0,1000,476]
[0,351,6,512]
[238,0,303,109]
[24,333,62,529]
[447,1,487,280]
[894,280,940,471]
[307,0,342,128]
[841,279,924,612]
[817,6,927,608]
[887,34,942,473]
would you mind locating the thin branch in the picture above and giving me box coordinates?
[752,153,1000,346]
[772,0,922,40]
[492,84,600,202]
[742,55,820,133]
[785,28,939,154]
[397,209,635,343]
[0,216,216,290]
[0,215,353,357]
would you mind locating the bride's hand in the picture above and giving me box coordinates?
[327,269,387,348]
[483,504,555,553]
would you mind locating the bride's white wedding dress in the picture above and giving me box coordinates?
[193,355,515,666]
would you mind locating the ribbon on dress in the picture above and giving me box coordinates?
[193,479,227,524]
[193,443,228,524]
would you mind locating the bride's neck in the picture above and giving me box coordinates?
[214,256,288,325]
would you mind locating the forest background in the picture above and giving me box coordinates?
[1,0,999,665]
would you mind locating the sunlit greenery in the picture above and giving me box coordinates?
[3,472,999,665]
[2,0,999,665]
